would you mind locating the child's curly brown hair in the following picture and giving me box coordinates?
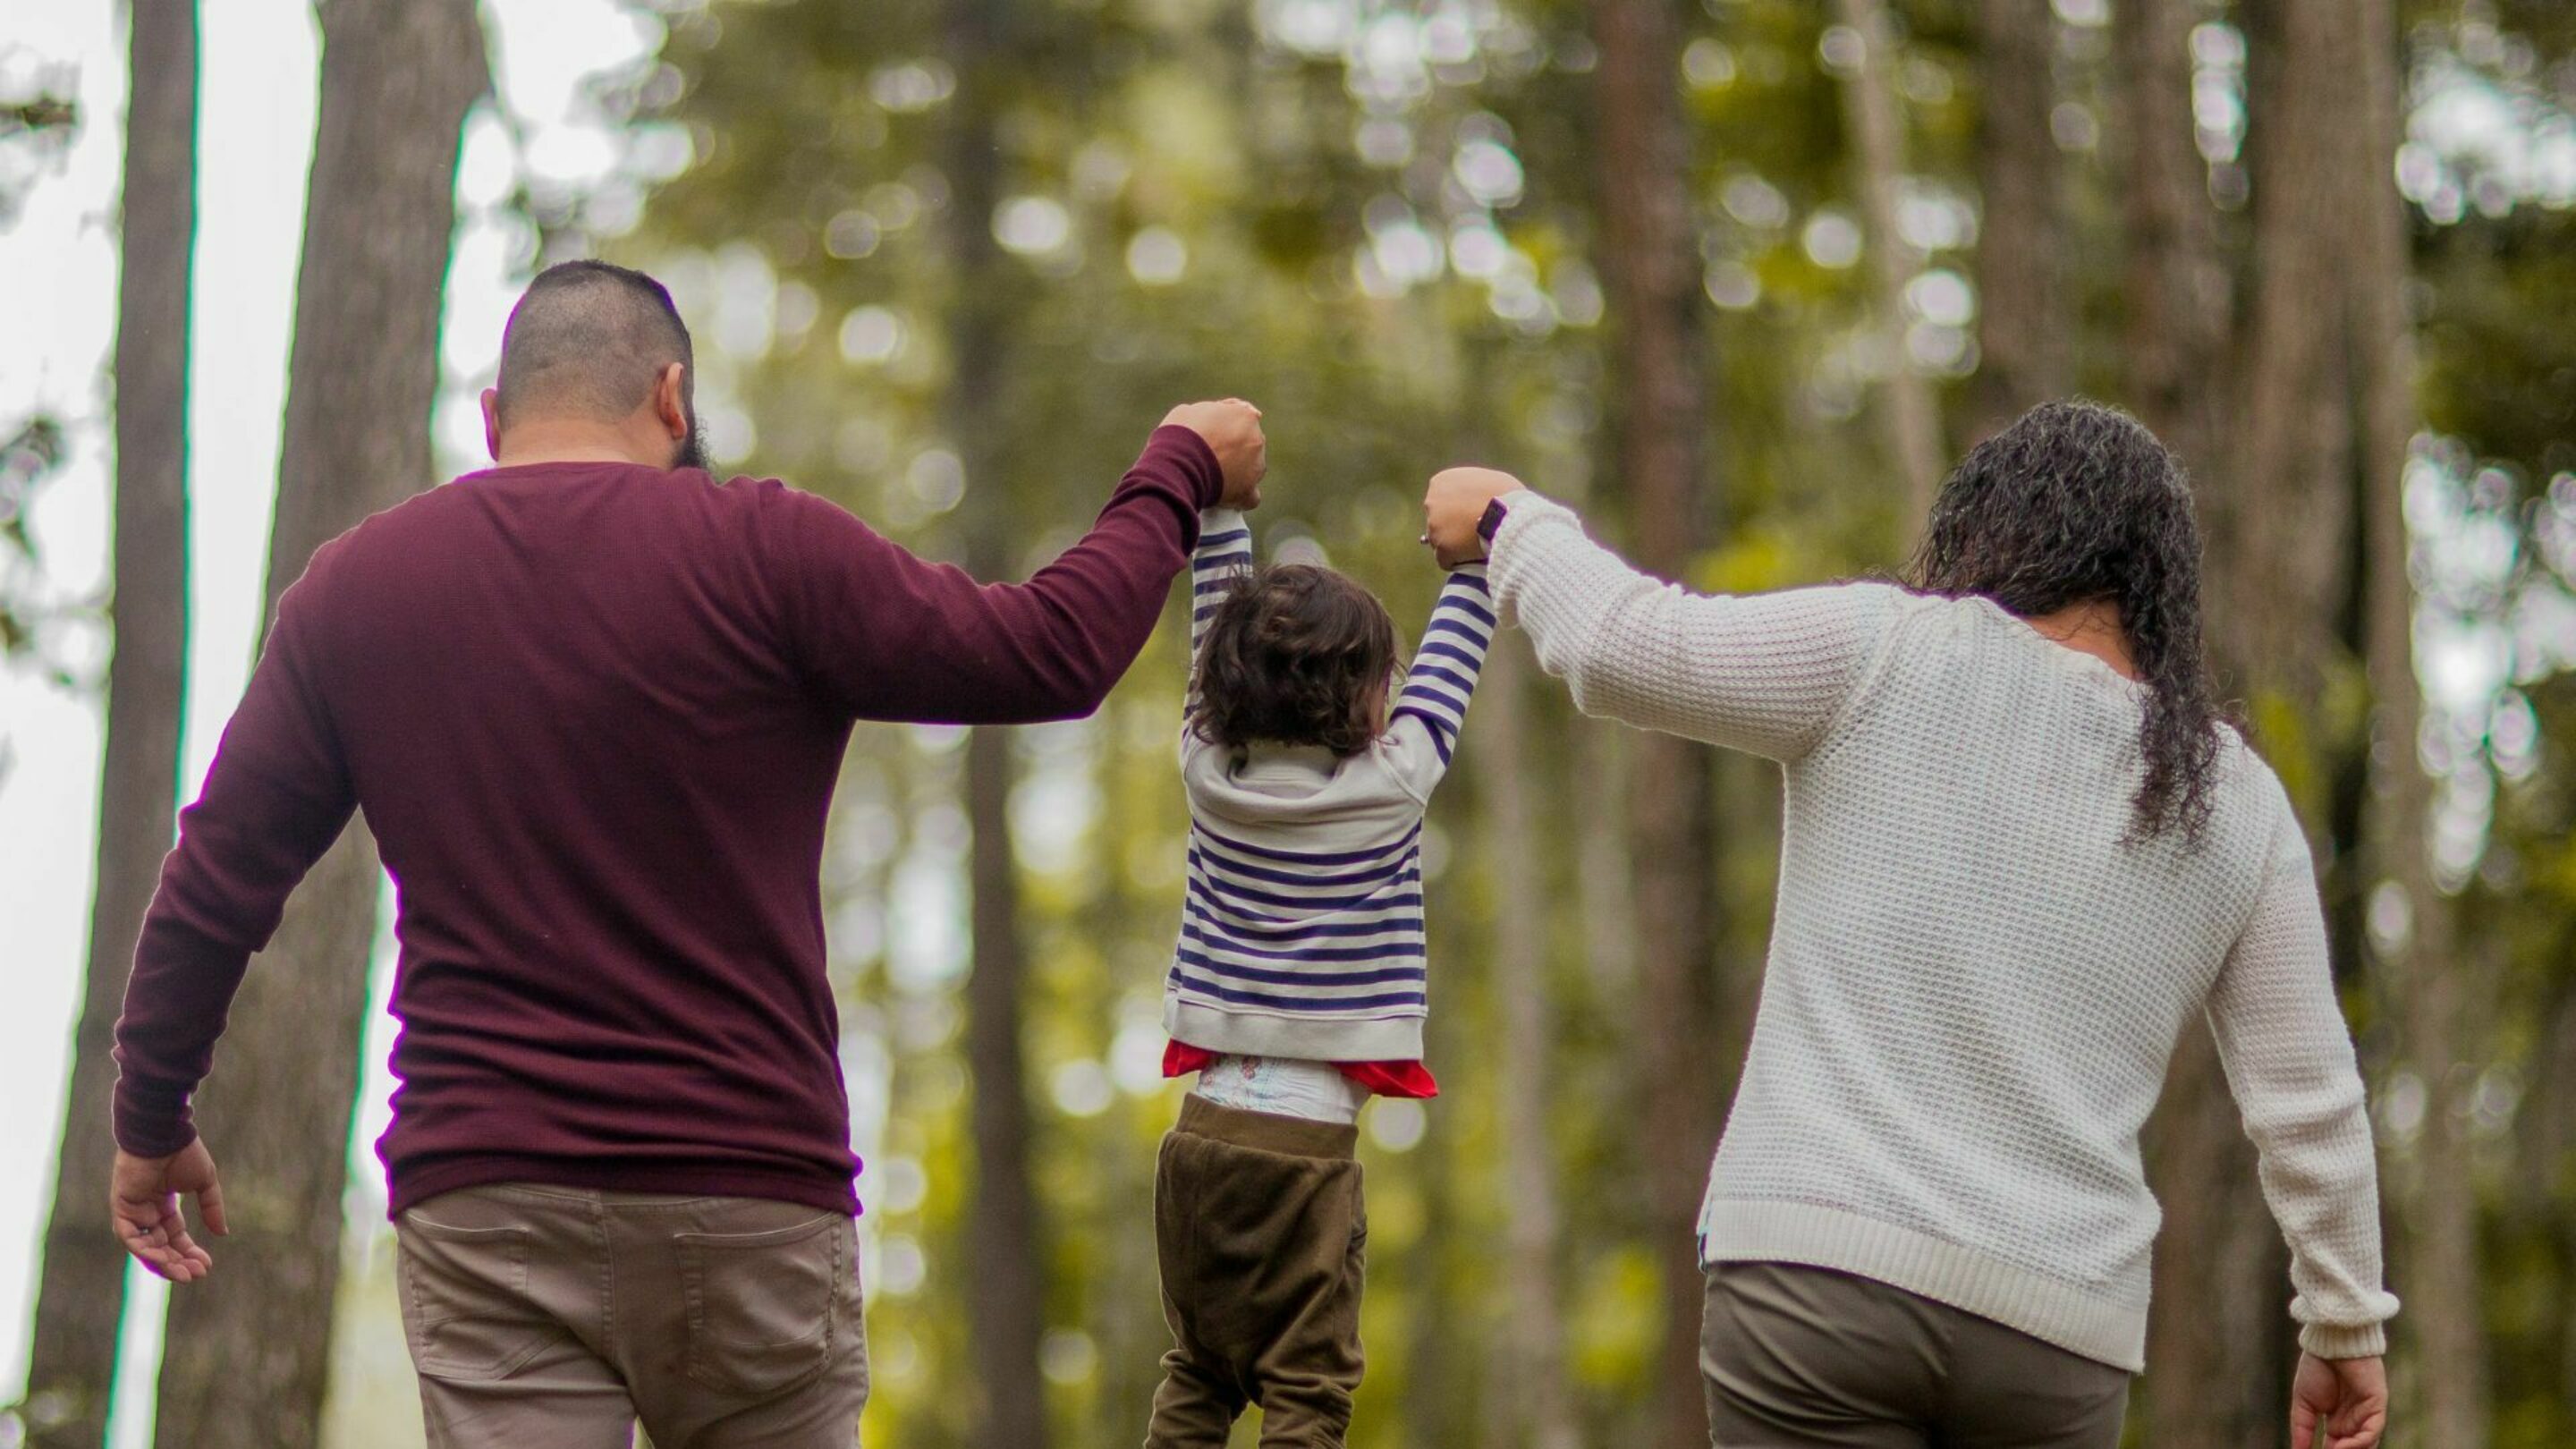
[1189,564,1398,758]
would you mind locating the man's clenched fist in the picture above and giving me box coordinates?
[1162,399,1267,510]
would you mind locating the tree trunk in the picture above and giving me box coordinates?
[1588,2,1718,1442]
[961,726,1049,1449]
[1834,0,1945,533]
[1408,1020,1470,1448]
[1969,0,2066,439]
[2219,0,2355,703]
[1474,635,1578,1449]
[2552,975,2576,1419]
[1572,722,1638,997]
[2113,0,2227,473]
[2349,0,2486,1440]
[942,0,1051,1443]
[2144,1035,2292,1449]
[2140,4,2370,1445]
[150,4,483,1445]
[21,5,197,1444]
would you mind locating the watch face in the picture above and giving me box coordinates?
[1478,497,1508,542]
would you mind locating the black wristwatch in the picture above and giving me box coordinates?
[1476,496,1510,547]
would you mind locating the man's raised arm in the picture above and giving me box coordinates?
[767,402,1267,724]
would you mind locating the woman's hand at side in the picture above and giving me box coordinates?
[1422,466,1524,569]
[2291,1352,2386,1449]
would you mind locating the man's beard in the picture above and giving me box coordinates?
[672,411,712,472]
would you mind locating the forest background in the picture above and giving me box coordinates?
[2,0,2573,1446]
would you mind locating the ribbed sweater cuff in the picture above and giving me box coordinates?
[114,1078,200,1159]
[1487,490,1575,575]
[1701,1199,2151,1372]
[1165,996,1427,1063]
[2298,1320,2389,1360]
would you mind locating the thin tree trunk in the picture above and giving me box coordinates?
[2349,0,2485,1440]
[2220,0,2356,701]
[1834,0,1945,532]
[2114,3,2289,1444]
[149,4,483,1445]
[2142,4,2368,1445]
[1970,0,2066,439]
[1474,635,1577,1449]
[21,5,197,1444]
[2552,976,2576,1418]
[2145,1033,2290,1449]
[1408,1004,1470,1447]
[961,726,1048,1449]
[1572,722,1638,996]
[2113,0,2227,473]
[943,0,1049,1442]
[1588,2,1719,1442]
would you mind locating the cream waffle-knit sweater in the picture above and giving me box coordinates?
[1487,492,2397,1372]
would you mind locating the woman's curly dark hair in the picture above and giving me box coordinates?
[1190,564,1398,758]
[1909,399,2232,844]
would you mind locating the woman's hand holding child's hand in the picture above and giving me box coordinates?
[1163,400,1268,511]
[1422,466,1526,569]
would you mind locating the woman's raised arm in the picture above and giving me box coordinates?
[1476,488,1902,763]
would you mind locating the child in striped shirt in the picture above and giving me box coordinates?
[1144,506,1491,1448]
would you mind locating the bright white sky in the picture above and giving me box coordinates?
[0,0,658,1436]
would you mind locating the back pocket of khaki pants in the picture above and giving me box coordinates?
[397,1216,547,1382]
[677,1211,846,1396]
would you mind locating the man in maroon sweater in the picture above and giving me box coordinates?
[107,259,1267,1444]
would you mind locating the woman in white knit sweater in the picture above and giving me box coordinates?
[1421,402,2393,1449]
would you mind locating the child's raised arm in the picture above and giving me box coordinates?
[1187,507,1255,683]
[1385,564,1494,791]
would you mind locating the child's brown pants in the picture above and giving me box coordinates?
[1145,1094,1368,1449]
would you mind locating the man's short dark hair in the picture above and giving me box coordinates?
[494,259,695,428]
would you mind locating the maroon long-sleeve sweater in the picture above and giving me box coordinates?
[114,427,1221,1216]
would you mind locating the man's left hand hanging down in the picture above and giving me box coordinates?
[111,1138,227,1283]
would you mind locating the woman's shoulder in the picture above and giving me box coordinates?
[2121,727,2309,892]
[2207,730,2306,844]
[1738,578,1926,634]
[1888,589,2168,705]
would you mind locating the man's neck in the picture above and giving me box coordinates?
[490,418,669,470]
[2021,599,2140,681]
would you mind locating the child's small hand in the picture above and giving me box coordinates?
[1422,466,1524,568]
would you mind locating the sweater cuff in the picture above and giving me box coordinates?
[2297,1320,2389,1360]
[1143,426,1225,511]
[1484,490,1576,607]
[1486,490,1573,562]
[114,1077,200,1159]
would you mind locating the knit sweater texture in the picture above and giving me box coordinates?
[1163,509,1493,1063]
[1488,492,2398,1372]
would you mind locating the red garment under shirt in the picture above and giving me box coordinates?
[1162,1040,1437,1098]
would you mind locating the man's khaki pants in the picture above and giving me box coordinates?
[1701,1262,2130,1448]
[394,1183,868,1448]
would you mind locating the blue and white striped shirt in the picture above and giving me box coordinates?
[1165,509,1492,1063]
